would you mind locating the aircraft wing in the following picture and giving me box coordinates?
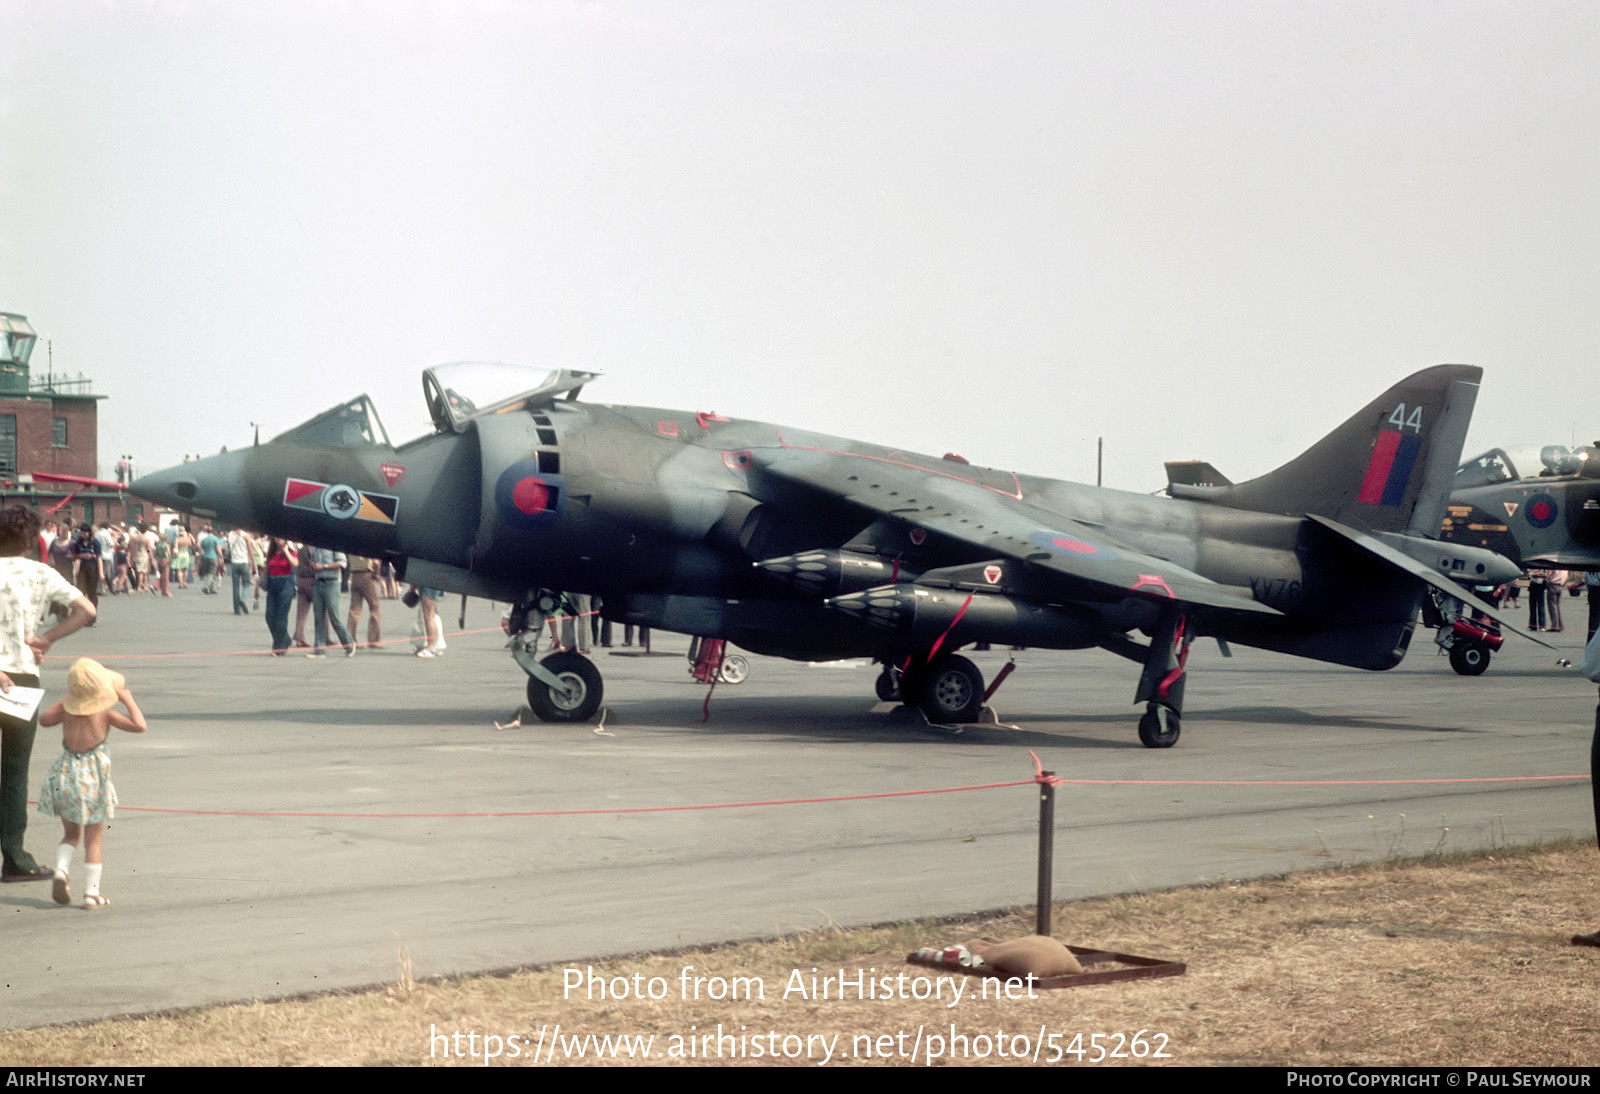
[758,450,1281,616]
[24,472,127,491]
[1520,550,1600,570]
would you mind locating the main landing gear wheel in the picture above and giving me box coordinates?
[527,651,604,722]
[1138,703,1180,748]
[919,655,984,724]
[718,654,749,685]
[1448,641,1491,676]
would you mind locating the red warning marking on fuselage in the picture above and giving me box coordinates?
[511,477,551,515]
[658,421,679,437]
[380,463,405,487]
[983,565,1002,584]
[1132,574,1175,598]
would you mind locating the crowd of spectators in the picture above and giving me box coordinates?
[34,518,404,651]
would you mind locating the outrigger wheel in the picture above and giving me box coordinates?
[718,654,750,685]
[526,650,604,722]
[919,654,985,724]
[1448,641,1491,676]
[1138,702,1180,748]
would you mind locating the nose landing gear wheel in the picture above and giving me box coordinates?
[527,651,604,722]
[1138,703,1180,748]
[718,654,749,684]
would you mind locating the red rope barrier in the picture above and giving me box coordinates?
[61,772,1588,821]
[95,779,1041,819]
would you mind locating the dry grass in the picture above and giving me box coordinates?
[3,843,1597,1066]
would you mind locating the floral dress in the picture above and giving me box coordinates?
[37,744,116,824]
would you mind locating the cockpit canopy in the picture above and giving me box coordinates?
[273,395,391,449]
[422,362,600,434]
[269,364,602,449]
[1456,443,1600,488]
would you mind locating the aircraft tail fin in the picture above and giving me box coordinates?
[1196,364,1481,535]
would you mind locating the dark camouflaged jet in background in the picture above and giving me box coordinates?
[132,362,1532,747]
[1443,443,1600,571]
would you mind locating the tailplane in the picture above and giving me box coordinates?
[1172,364,1480,535]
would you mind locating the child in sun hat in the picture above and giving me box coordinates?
[36,659,146,909]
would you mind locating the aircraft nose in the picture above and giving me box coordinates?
[129,466,202,508]
[130,451,252,521]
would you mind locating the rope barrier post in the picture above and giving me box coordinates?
[1036,768,1055,937]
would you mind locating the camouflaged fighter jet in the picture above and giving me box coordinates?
[130,361,1536,747]
[1443,443,1600,570]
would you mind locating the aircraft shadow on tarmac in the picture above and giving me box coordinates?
[1206,659,1579,680]
[1197,706,1485,734]
[1436,667,1585,679]
[576,694,1462,749]
[148,694,1483,742]
[997,705,1484,737]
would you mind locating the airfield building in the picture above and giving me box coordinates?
[0,311,128,526]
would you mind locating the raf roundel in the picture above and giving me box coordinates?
[1525,493,1559,530]
[494,460,565,531]
[511,477,551,515]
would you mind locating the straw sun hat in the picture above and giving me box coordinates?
[63,659,124,716]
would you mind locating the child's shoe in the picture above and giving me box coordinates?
[51,869,69,906]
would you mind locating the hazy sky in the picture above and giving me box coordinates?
[2,2,1597,490]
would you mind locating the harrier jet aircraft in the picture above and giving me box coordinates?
[131,361,1530,747]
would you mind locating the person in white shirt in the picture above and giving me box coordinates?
[0,506,96,883]
[225,529,255,615]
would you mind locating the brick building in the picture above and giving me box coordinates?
[0,312,128,526]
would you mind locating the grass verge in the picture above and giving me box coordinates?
[3,842,1596,1066]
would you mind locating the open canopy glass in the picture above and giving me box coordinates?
[422,362,600,433]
